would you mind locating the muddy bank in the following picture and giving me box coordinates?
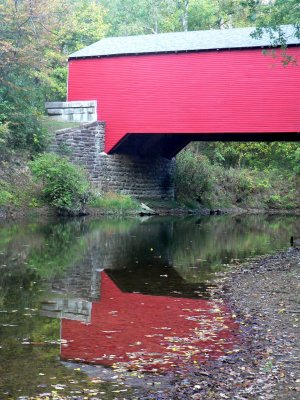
[2,204,300,223]
[141,248,300,400]
[0,206,53,222]
[150,205,300,217]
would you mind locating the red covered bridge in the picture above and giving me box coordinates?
[68,26,300,158]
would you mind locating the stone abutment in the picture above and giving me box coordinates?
[50,121,175,199]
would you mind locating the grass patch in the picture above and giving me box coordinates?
[0,167,42,210]
[89,192,139,213]
[41,116,80,135]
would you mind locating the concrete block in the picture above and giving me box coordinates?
[45,100,97,109]
[47,109,63,115]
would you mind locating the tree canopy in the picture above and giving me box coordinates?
[0,0,107,150]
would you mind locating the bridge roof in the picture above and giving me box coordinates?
[69,25,299,59]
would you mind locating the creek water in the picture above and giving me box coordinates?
[0,214,299,399]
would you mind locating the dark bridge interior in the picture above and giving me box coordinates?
[110,132,300,159]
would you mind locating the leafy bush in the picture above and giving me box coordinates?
[0,122,9,146]
[0,178,18,207]
[175,150,212,204]
[30,153,89,214]
[266,194,282,208]
[7,112,49,153]
[0,189,14,207]
[0,85,49,154]
[189,142,300,173]
[175,147,299,210]
[0,122,11,159]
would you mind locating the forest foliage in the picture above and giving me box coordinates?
[0,0,107,153]
[175,144,299,209]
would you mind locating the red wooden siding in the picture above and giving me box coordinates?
[68,48,300,153]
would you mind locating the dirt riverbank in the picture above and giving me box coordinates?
[141,248,300,400]
[1,204,300,222]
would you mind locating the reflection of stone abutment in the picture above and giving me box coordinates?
[46,219,175,304]
[40,298,92,323]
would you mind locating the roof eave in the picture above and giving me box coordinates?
[68,43,300,61]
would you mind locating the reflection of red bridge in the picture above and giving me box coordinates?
[61,273,238,371]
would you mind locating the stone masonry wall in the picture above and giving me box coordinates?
[50,121,175,199]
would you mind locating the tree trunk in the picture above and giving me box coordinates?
[181,0,189,32]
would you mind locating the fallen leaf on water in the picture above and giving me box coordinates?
[51,384,65,390]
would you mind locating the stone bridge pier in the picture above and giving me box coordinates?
[49,121,175,199]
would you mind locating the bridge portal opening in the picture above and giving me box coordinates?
[110,133,300,159]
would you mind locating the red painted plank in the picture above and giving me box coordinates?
[68,48,300,153]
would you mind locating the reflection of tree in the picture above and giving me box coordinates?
[0,261,64,398]
[1,214,298,302]
[0,266,40,309]
[27,220,90,279]
[0,218,141,304]
[171,215,299,282]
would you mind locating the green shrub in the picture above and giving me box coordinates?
[175,150,212,204]
[190,142,300,173]
[0,73,51,154]
[0,178,18,207]
[8,113,49,153]
[0,122,9,146]
[0,122,11,159]
[222,168,257,198]
[266,194,282,208]
[30,153,89,214]
[89,192,139,213]
[0,189,14,206]
[175,146,299,210]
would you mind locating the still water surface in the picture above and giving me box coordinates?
[0,214,299,398]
